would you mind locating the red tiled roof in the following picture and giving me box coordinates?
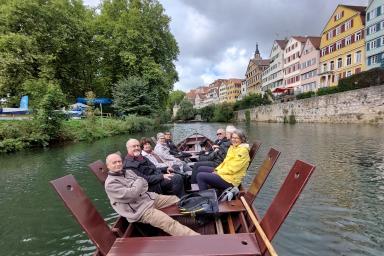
[292,36,307,43]
[275,39,288,49]
[340,5,366,13]
[307,36,321,49]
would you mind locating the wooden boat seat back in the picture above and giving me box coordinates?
[248,141,262,165]
[107,233,261,255]
[245,148,281,203]
[258,160,315,254]
[88,160,108,184]
[50,175,116,256]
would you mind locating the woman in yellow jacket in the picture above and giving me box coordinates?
[196,129,250,190]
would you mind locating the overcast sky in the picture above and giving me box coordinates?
[84,0,368,91]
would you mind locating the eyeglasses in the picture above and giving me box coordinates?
[216,133,222,135]
[231,136,241,140]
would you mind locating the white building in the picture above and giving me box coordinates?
[283,36,307,92]
[261,39,287,92]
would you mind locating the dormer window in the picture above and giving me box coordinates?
[335,12,343,21]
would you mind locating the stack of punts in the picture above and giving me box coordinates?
[50,133,315,256]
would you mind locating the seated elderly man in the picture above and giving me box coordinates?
[105,153,199,236]
[154,132,193,174]
[164,131,192,159]
[123,138,185,198]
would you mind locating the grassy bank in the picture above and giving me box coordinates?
[0,116,156,153]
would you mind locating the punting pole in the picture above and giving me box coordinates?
[240,196,278,256]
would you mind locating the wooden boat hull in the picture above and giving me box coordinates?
[177,133,214,153]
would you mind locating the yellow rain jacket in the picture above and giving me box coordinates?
[215,143,250,186]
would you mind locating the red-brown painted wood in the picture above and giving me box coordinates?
[107,234,261,256]
[258,160,315,254]
[88,160,108,184]
[50,175,116,256]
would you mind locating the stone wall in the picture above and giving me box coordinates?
[236,85,384,124]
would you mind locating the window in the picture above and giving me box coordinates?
[370,40,377,49]
[372,55,378,64]
[336,40,342,50]
[321,48,326,56]
[381,21,384,29]
[335,12,342,21]
[346,36,352,45]
[337,58,343,68]
[346,71,352,77]
[346,54,352,66]
[369,25,377,34]
[329,45,334,53]
[355,51,361,64]
[322,63,327,72]
[335,26,341,35]
[328,31,333,39]
[330,61,335,70]
[355,31,361,41]
[345,20,352,30]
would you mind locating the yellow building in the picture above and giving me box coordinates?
[319,5,366,87]
[225,79,242,103]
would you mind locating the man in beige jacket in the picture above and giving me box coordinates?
[104,153,198,236]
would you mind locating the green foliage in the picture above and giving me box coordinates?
[176,99,195,121]
[338,68,384,90]
[33,82,66,142]
[245,110,251,124]
[112,77,159,116]
[212,102,234,122]
[296,91,315,99]
[316,86,340,96]
[167,90,185,109]
[0,0,179,110]
[198,105,215,121]
[233,93,271,111]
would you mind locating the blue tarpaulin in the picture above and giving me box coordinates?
[76,97,112,105]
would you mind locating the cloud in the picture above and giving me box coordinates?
[84,0,369,91]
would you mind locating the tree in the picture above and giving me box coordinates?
[167,90,185,109]
[213,102,234,122]
[96,0,179,108]
[112,76,158,116]
[199,105,215,121]
[176,99,195,121]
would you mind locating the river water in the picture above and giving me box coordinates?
[0,122,383,255]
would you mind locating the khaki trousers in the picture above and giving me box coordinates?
[140,194,199,236]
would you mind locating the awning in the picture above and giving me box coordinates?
[272,87,288,93]
[76,97,112,105]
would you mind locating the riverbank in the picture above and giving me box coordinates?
[0,116,157,153]
[236,85,384,124]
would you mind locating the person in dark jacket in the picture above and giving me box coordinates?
[123,138,185,198]
[164,131,192,159]
[191,126,235,183]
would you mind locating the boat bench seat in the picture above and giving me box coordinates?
[107,233,261,256]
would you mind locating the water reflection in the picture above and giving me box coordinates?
[0,123,383,255]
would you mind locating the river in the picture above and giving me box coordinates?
[0,122,383,255]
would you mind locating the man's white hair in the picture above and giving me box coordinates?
[106,153,121,165]
[157,132,165,140]
[126,138,139,148]
[226,125,236,133]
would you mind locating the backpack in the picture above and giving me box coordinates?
[178,189,219,217]
[218,186,239,202]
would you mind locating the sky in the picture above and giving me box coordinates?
[83,0,368,91]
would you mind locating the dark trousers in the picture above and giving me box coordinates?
[191,161,218,183]
[160,173,185,198]
[196,166,232,191]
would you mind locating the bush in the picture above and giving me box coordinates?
[338,67,384,90]
[296,91,315,99]
[245,110,251,124]
[317,86,341,96]
[212,102,234,122]
[175,100,195,121]
[233,93,271,111]
[199,105,215,121]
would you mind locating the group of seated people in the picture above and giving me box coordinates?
[104,127,250,236]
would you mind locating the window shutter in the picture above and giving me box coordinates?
[341,24,345,32]
[367,42,370,51]
[351,19,354,27]
[351,35,355,44]
[377,38,381,47]
[377,23,381,31]
[326,33,329,40]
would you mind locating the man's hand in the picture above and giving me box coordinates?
[163,173,174,180]
[212,145,219,149]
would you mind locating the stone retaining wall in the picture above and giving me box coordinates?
[236,85,384,124]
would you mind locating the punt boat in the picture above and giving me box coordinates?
[50,134,315,256]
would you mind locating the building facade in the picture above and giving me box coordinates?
[283,36,307,92]
[319,5,366,87]
[239,79,247,99]
[299,37,321,92]
[262,40,287,92]
[219,81,228,103]
[226,79,242,102]
[245,44,270,94]
[366,0,384,69]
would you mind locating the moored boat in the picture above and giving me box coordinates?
[50,135,316,256]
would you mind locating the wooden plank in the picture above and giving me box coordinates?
[227,214,235,234]
[107,234,261,256]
